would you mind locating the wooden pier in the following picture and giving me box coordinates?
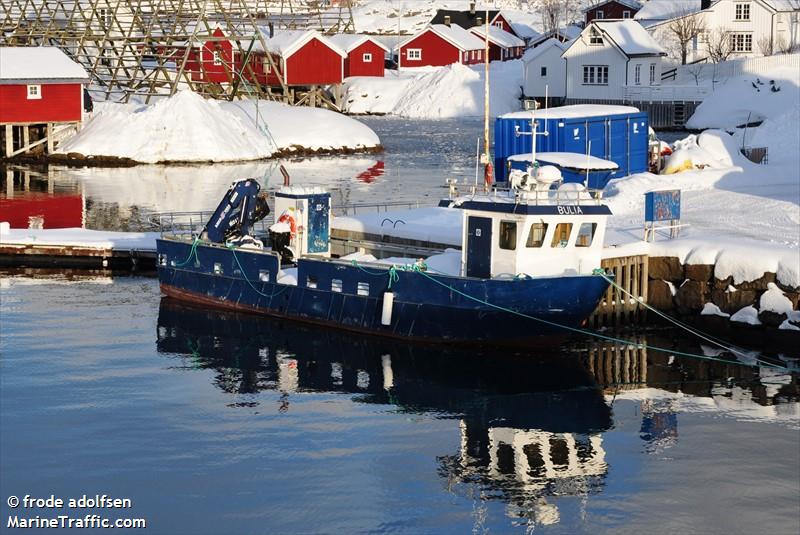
[588,254,649,327]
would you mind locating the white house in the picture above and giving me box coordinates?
[563,20,667,101]
[522,38,568,101]
[648,0,800,61]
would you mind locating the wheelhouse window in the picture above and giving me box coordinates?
[526,222,548,248]
[730,33,752,52]
[407,48,421,60]
[575,223,597,247]
[26,84,41,100]
[582,65,608,85]
[735,3,750,21]
[499,221,517,250]
[363,52,372,62]
[550,223,573,248]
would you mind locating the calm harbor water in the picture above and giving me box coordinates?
[1,119,799,533]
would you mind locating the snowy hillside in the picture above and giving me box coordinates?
[56,91,381,164]
[351,0,549,35]
[342,61,524,118]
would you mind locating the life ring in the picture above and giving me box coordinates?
[277,210,297,236]
[484,162,493,189]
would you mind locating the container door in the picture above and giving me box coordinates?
[608,117,628,177]
[466,216,492,279]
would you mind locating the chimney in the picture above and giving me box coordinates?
[476,16,483,26]
[444,15,451,27]
[268,22,274,38]
[470,1,476,15]
[700,0,711,9]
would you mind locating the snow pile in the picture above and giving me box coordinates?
[686,66,799,130]
[730,305,761,325]
[343,61,523,118]
[663,130,750,172]
[700,303,729,317]
[57,91,380,163]
[737,106,800,164]
[759,283,794,315]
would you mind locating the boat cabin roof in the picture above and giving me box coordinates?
[508,152,619,171]
[438,190,612,216]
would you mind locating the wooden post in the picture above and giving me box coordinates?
[5,125,13,158]
[46,123,54,154]
[22,126,30,154]
[5,169,13,198]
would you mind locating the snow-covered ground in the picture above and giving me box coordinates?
[343,60,523,118]
[57,91,381,164]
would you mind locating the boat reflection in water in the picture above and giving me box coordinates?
[155,299,798,529]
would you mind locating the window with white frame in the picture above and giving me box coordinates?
[407,48,421,60]
[623,10,631,18]
[735,3,750,21]
[730,33,752,52]
[263,60,271,74]
[212,50,222,65]
[634,64,641,85]
[583,65,608,85]
[26,84,41,100]
[589,28,603,45]
[649,63,656,84]
[363,52,372,62]
[596,9,604,19]
[494,21,503,28]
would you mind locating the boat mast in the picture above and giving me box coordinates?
[483,9,491,191]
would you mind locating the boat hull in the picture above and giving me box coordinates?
[157,239,610,346]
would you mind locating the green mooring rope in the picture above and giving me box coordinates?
[227,243,289,299]
[174,237,201,267]
[346,260,789,372]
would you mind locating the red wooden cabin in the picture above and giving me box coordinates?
[249,30,345,86]
[183,27,247,84]
[469,25,525,61]
[398,25,486,68]
[0,47,88,124]
[328,34,389,77]
[584,0,642,24]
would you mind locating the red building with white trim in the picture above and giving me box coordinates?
[469,25,526,61]
[398,24,486,68]
[328,34,389,77]
[0,47,88,125]
[584,0,642,24]
[250,29,346,86]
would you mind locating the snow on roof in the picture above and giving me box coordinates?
[470,24,525,48]
[404,24,485,52]
[582,0,642,13]
[530,25,582,46]
[0,46,88,83]
[634,0,701,23]
[508,152,619,170]
[500,104,641,119]
[761,0,800,11]
[510,22,540,40]
[328,33,390,53]
[522,38,567,63]
[591,20,666,56]
[254,29,346,58]
[429,9,502,29]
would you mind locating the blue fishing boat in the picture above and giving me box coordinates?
[156,177,612,346]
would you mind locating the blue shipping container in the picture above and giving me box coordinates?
[494,106,649,182]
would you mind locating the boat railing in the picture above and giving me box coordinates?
[333,200,426,216]
[152,211,275,238]
[448,185,605,206]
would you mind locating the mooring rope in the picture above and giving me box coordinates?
[346,260,789,372]
[596,273,776,366]
[227,244,290,299]
[174,237,201,267]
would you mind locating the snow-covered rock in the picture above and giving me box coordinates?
[760,283,794,315]
[730,305,762,325]
[701,303,729,317]
[57,91,380,163]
